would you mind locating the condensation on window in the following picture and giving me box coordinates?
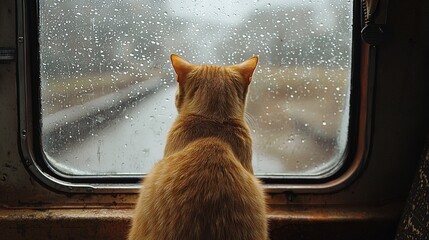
[39,0,353,177]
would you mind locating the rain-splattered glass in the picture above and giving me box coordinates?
[39,0,353,177]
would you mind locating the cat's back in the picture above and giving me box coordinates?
[129,55,267,240]
[130,137,267,240]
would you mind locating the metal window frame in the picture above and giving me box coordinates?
[17,0,371,194]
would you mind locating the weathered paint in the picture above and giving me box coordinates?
[0,203,402,240]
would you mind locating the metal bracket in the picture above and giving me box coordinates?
[361,0,390,45]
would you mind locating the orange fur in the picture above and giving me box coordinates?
[129,54,267,240]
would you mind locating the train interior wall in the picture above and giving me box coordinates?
[1,0,429,239]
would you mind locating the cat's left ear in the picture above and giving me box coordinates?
[171,54,193,84]
[231,56,258,85]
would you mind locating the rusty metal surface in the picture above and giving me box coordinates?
[0,203,402,240]
[0,209,131,240]
[268,203,402,240]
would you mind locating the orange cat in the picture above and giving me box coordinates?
[128,54,267,240]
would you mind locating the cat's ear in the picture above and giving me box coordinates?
[171,54,193,84]
[232,56,258,85]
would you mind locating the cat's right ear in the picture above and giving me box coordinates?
[231,56,258,85]
[171,54,193,84]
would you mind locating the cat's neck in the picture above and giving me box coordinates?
[183,107,242,120]
[164,113,253,173]
[184,113,242,125]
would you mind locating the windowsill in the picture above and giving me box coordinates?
[0,202,402,240]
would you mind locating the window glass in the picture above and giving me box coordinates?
[39,0,353,177]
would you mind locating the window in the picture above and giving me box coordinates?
[25,0,356,185]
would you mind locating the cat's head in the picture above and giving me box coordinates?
[170,54,258,120]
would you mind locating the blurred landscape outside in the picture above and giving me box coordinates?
[39,0,353,177]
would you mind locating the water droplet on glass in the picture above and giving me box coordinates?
[38,0,352,177]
